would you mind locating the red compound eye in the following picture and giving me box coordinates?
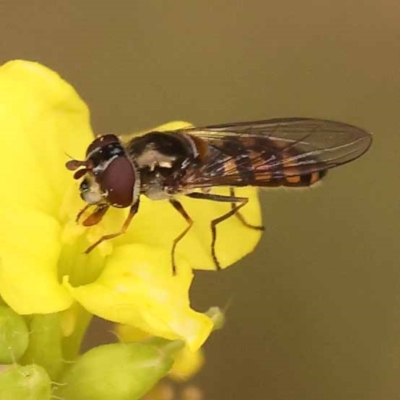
[100,157,137,208]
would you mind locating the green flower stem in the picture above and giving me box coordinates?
[0,305,29,363]
[57,341,176,400]
[61,303,92,362]
[20,313,64,380]
[0,364,52,400]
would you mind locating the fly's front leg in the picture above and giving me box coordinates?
[81,204,110,226]
[229,187,264,231]
[186,192,250,270]
[84,200,140,254]
[76,204,93,223]
[169,199,193,275]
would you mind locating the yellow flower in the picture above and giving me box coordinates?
[0,60,262,351]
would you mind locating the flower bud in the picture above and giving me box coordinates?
[0,305,29,363]
[21,313,63,380]
[58,341,176,400]
[206,306,226,331]
[0,364,52,400]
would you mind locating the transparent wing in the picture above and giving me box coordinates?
[180,118,372,188]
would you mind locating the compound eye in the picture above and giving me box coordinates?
[101,157,137,208]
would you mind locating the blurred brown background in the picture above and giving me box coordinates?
[1,1,398,399]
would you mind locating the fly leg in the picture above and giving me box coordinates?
[76,204,94,223]
[84,200,140,254]
[81,204,109,226]
[229,187,264,231]
[186,192,250,270]
[169,199,193,275]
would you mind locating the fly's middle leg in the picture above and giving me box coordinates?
[229,187,264,231]
[169,198,194,275]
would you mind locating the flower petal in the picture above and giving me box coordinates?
[0,60,94,313]
[0,60,93,213]
[168,346,205,381]
[118,186,262,270]
[0,198,72,314]
[64,244,213,351]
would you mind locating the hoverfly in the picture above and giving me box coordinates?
[66,118,372,273]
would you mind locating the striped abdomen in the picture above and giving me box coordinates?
[193,136,328,188]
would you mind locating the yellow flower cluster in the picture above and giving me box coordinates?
[0,60,262,357]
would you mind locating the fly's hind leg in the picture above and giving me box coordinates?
[186,192,251,270]
[229,187,264,231]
